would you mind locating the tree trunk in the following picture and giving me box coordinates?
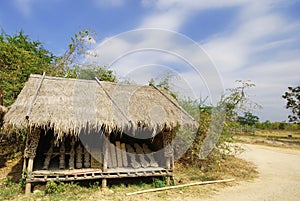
[0,87,3,106]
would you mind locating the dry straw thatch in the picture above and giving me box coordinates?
[4,74,197,139]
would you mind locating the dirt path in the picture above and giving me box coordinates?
[201,144,300,201]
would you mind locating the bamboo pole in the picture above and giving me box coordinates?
[26,72,45,119]
[126,178,235,196]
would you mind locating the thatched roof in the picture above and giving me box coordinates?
[4,74,197,139]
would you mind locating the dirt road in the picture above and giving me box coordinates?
[202,144,300,201]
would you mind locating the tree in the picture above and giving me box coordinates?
[50,29,93,78]
[77,65,116,82]
[0,31,54,106]
[52,29,117,82]
[282,86,300,123]
[222,80,261,121]
[237,112,259,126]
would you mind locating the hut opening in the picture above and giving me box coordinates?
[3,74,197,194]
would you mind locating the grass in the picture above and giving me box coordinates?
[255,130,300,138]
[235,129,300,148]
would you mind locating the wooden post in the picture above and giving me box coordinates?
[102,133,109,189]
[25,158,34,195]
[24,128,40,196]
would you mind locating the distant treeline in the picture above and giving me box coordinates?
[255,121,299,131]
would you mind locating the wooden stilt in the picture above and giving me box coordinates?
[22,158,27,178]
[25,158,34,195]
[102,178,107,188]
[25,183,31,196]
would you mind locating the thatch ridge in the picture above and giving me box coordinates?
[4,74,197,139]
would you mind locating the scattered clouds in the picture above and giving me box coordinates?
[84,0,299,121]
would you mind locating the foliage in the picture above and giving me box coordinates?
[222,80,261,121]
[0,29,116,108]
[237,112,259,126]
[77,65,116,82]
[51,29,117,82]
[153,177,168,188]
[282,86,300,123]
[0,30,54,106]
[149,75,178,100]
[45,180,64,194]
[177,80,261,166]
[50,29,94,78]
[255,121,300,131]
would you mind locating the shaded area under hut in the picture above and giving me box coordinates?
[3,74,197,195]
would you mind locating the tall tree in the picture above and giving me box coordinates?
[0,31,54,106]
[237,112,259,126]
[282,86,300,123]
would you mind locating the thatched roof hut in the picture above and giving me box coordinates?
[4,74,196,138]
[4,74,198,194]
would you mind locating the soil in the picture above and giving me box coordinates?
[199,143,300,201]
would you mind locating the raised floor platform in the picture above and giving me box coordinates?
[27,167,173,183]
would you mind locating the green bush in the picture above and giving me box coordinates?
[45,180,64,194]
[153,178,167,188]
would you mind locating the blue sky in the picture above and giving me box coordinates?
[1,0,300,122]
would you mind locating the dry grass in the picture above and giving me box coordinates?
[235,130,300,149]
